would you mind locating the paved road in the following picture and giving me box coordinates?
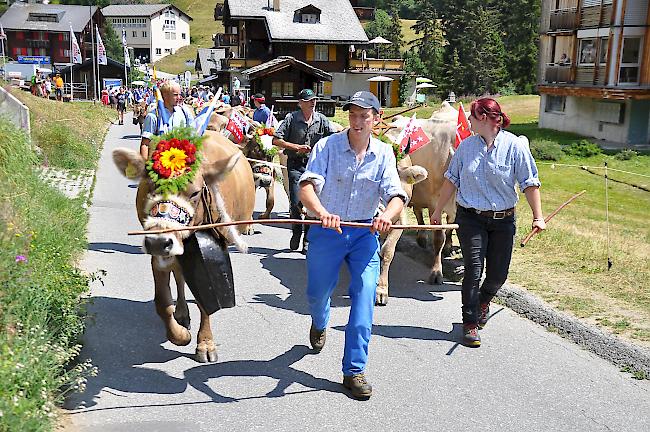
[65,117,650,431]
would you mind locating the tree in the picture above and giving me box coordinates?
[364,9,392,57]
[386,0,404,58]
[469,7,507,95]
[102,23,122,63]
[412,0,442,82]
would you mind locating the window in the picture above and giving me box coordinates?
[301,13,318,23]
[164,48,172,54]
[619,37,642,84]
[142,31,147,38]
[579,38,597,65]
[314,44,328,61]
[156,48,162,55]
[182,33,186,40]
[595,102,624,124]
[272,82,282,97]
[313,82,324,96]
[599,37,608,64]
[545,95,566,113]
[63,32,69,41]
[283,82,294,96]
[132,31,137,37]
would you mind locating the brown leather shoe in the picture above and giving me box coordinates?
[343,373,372,399]
[309,325,326,352]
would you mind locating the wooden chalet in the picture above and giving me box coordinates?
[538,0,650,145]
[211,0,405,107]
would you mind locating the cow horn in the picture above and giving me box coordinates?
[403,137,411,155]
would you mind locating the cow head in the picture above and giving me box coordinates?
[112,147,241,259]
[240,120,276,189]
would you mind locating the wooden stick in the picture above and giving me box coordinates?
[520,190,586,247]
[127,218,459,236]
[246,157,286,169]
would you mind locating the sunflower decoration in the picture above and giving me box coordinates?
[146,127,205,196]
[253,126,278,158]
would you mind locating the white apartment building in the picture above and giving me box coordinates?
[102,4,192,64]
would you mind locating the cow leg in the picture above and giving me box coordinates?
[152,262,191,346]
[376,227,403,306]
[414,206,428,248]
[195,304,218,363]
[260,179,275,219]
[172,269,191,330]
[428,214,446,285]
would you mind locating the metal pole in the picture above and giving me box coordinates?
[90,6,97,101]
[1,37,6,81]
[70,25,74,101]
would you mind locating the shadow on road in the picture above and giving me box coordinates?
[88,242,144,255]
[121,134,141,140]
[365,323,464,344]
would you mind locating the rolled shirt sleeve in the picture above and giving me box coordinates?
[514,141,542,190]
[444,147,462,188]
[141,112,157,139]
[274,113,292,140]
[298,137,329,194]
[379,150,409,205]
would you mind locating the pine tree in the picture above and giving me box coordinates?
[102,23,122,62]
[364,9,392,58]
[386,0,404,58]
[470,7,508,94]
[412,0,441,82]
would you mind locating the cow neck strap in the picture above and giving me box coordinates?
[199,182,220,225]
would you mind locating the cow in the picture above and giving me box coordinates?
[385,102,460,285]
[376,155,428,305]
[112,130,255,362]
[132,101,149,133]
[240,122,279,219]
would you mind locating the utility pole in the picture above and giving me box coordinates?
[90,5,97,101]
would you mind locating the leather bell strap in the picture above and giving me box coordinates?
[149,200,192,226]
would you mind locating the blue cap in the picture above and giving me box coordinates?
[343,91,381,113]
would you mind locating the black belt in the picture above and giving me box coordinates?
[459,205,515,219]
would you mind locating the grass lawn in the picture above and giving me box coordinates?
[335,94,650,347]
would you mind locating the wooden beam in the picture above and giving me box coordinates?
[640,0,650,84]
[614,0,627,86]
[538,84,650,100]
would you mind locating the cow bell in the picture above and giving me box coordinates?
[177,229,235,315]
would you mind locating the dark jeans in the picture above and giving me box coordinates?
[456,206,516,325]
[288,161,310,239]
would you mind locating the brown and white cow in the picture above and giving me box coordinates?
[132,101,149,133]
[376,155,428,305]
[386,102,460,285]
[112,130,255,362]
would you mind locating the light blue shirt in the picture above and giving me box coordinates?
[445,129,541,211]
[299,131,408,221]
[141,105,195,139]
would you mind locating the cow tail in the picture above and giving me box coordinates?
[211,185,249,253]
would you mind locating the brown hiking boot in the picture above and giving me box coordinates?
[309,325,326,352]
[478,303,490,329]
[343,373,373,399]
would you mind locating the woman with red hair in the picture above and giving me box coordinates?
[432,98,545,347]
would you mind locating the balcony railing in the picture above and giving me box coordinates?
[349,58,404,71]
[544,64,572,83]
[214,33,238,47]
[580,5,612,29]
[549,8,577,32]
[221,58,262,69]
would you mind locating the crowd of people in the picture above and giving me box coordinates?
[29,69,65,101]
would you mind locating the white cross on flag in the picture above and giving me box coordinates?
[70,26,82,64]
[96,25,107,65]
[397,113,430,154]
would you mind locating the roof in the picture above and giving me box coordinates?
[0,3,98,32]
[242,56,332,81]
[226,0,368,44]
[102,4,192,21]
[195,48,227,77]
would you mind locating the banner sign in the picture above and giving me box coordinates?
[18,56,50,64]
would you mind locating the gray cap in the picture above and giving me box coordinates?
[342,91,380,113]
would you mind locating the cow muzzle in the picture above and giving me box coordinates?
[143,234,184,256]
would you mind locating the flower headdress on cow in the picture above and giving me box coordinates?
[253,126,278,158]
[146,126,205,196]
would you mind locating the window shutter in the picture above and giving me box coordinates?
[58,33,63,42]
[328,45,336,62]
[323,81,332,96]
[306,44,314,61]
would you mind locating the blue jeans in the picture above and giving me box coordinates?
[456,206,516,325]
[306,224,379,376]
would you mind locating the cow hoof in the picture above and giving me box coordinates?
[375,292,388,306]
[168,328,192,346]
[243,224,255,235]
[416,234,428,248]
[176,315,191,331]
[428,271,444,285]
[195,348,218,363]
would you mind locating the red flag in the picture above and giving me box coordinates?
[455,102,471,149]
[226,118,244,143]
[404,126,430,154]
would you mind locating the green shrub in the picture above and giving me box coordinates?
[530,139,564,161]
[33,123,99,170]
[564,139,602,158]
[614,149,638,161]
[497,82,518,96]
[0,119,95,431]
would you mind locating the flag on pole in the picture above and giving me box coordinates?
[121,27,130,67]
[121,27,127,47]
[396,113,431,154]
[0,23,6,40]
[96,25,107,65]
[192,88,223,136]
[70,26,82,64]
[225,110,249,143]
[455,102,471,149]
[154,87,172,135]
[152,65,157,80]
[266,105,279,128]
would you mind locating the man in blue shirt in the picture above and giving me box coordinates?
[299,91,407,399]
[252,93,270,124]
